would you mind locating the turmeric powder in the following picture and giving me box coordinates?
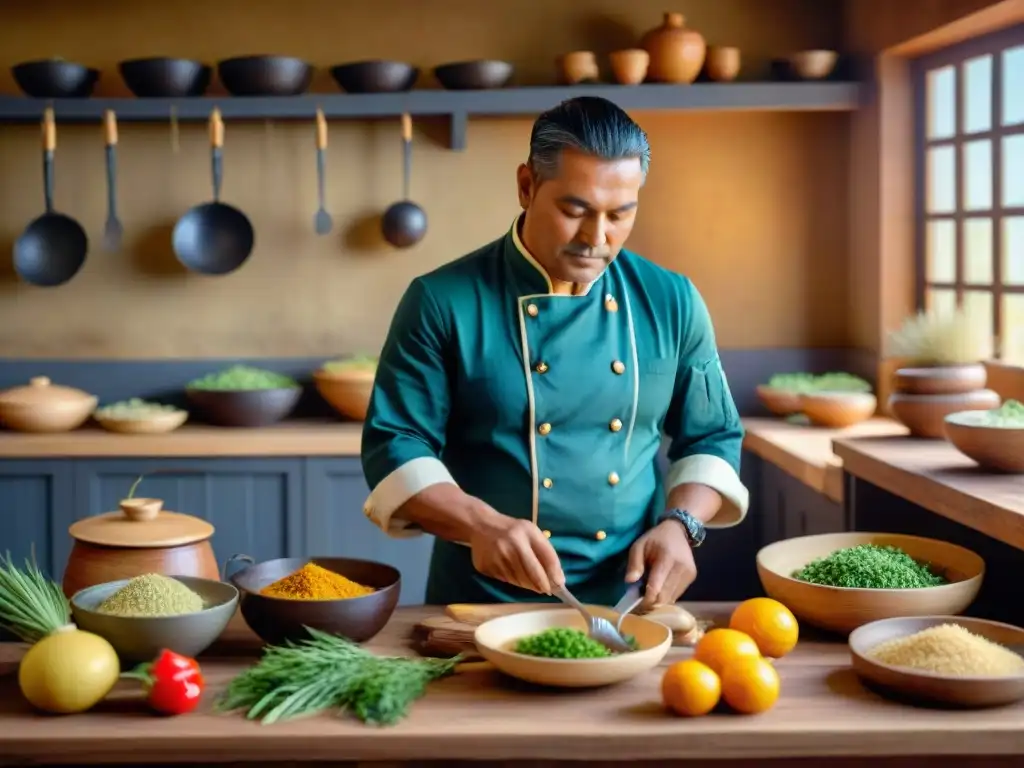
[260,562,375,600]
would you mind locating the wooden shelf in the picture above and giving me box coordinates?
[0,82,861,150]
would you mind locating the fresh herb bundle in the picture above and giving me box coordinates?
[217,627,461,726]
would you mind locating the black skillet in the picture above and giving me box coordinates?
[172,107,255,275]
[381,113,427,248]
[13,107,88,287]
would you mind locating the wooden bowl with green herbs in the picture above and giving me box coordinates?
[185,365,301,428]
[756,532,984,634]
[944,400,1024,473]
[313,355,378,421]
[94,399,188,434]
[70,574,239,664]
[756,372,872,418]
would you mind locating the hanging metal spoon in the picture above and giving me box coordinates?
[102,110,123,252]
[313,108,332,235]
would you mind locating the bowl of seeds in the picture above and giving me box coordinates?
[94,398,188,434]
[473,607,670,688]
[185,365,302,427]
[756,532,984,635]
[70,573,239,663]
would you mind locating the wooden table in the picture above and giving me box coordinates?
[743,417,907,502]
[1,605,1021,767]
[833,436,1024,552]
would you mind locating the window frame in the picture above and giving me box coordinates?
[911,23,1024,360]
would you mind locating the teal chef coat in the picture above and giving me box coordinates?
[361,216,749,606]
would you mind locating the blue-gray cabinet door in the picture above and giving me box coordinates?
[304,458,434,606]
[0,459,74,579]
[71,459,304,577]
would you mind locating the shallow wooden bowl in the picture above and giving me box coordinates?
[94,409,188,434]
[226,555,400,645]
[944,411,1024,472]
[789,49,838,79]
[888,389,1000,438]
[800,391,877,428]
[70,575,239,664]
[755,385,803,416]
[473,608,671,688]
[849,616,1024,708]
[314,368,375,421]
[893,363,987,395]
[756,532,984,634]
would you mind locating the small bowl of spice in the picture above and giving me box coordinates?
[756,532,985,634]
[944,399,1024,473]
[70,573,239,664]
[185,365,302,428]
[225,555,400,646]
[94,398,188,434]
[473,608,670,688]
[850,615,1024,708]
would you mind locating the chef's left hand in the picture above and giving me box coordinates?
[625,520,697,609]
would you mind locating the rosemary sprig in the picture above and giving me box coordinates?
[216,627,460,726]
[0,551,71,643]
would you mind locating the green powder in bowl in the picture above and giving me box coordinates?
[792,544,947,589]
[97,573,205,617]
[187,365,299,391]
[947,399,1024,429]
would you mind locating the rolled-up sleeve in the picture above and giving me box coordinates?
[663,278,749,527]
[361,278,457,537]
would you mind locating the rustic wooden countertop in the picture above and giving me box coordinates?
[833,436,1024,552]
[742,417,908,503]
[0,419,363,458]
[0,604,1021,765]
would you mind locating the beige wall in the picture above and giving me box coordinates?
[0,0,848,358]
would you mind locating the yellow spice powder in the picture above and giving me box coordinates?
[868,623,1024,677]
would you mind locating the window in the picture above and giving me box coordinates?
[914,25,1024,364]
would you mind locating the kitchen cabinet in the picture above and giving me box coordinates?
[0,460,75,578]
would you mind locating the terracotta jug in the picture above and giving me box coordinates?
[641,12,707,84]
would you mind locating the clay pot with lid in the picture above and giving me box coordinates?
[62,498,219,598]
[0,376,97,432]
[641,11,707,84]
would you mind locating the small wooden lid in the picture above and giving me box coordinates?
[69,507,215,548]
[0,376,96,408]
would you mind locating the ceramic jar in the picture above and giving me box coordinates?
[641,11,706,84]
[559,51,599,84]
[0,376,97,432]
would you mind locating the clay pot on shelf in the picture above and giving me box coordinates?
[705,46,741,82]
[62,499,219,598]
[640,11,706,84]
[0,376,97,433]
[558,51,599,84]
[800,392,877,428]
[609,49,649,85]
[888,363,997,438]
[888,389,1001,439]
[788,50,838,80]
[314,366,376,421]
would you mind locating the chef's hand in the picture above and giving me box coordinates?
[625,520,696,609]
[469,514,564,595]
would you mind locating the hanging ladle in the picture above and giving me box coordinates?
[380,113,427,248]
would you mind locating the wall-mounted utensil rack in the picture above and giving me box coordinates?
[0,82,861,151]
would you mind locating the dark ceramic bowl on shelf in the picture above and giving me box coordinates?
[12,59,99,98]
[330,60,419,93]
[185,387,301,427]
[119,57,212,98]
[433,60,514,90]
[217,55,314,96]
[225,555,401,645]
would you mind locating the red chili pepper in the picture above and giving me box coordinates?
[123,649,205,715]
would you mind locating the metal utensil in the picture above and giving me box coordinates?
[102,110,123,252]
[613,578,647,636]
[313,107,332,235]
[380,112,427,248]
[552,584,634,653]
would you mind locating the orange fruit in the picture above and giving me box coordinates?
[693,628,761,676]
[720,656,781,715]
[729,598,800,658]
[661,659,721,717]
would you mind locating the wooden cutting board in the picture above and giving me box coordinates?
[412,603,709,659]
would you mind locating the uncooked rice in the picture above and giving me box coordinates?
[868,623,1024,677]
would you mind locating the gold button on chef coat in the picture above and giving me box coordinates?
[542,477,553,489]
[608,471,620,486]
[535,361,549,374]
[609,418,623,432]
[595,530,607,541]
[611,360,625,374]
[527,303,539,317]
[543,529,552,538]
[538,422,552,436]
[604,294,618,312]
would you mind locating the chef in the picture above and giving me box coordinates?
[361,96,749,608]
